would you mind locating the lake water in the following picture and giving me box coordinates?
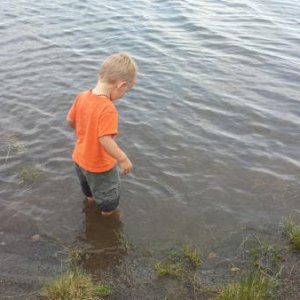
[0,0,300,296]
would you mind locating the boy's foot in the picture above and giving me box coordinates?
[101,208,123,218]
[86,197,95,204]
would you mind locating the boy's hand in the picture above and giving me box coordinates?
[119,156,133,175]
[99,136,133,175]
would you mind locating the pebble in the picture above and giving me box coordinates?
[31,234,41,241]
[208,252,217,259]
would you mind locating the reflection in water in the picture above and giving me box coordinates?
[80,201,125,271]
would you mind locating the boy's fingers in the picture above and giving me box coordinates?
[120,167,132,176]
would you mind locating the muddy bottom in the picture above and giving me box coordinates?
[0,200,300,300]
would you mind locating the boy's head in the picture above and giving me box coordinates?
[99,52,137,100]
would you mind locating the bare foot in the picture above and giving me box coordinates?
[101,208,123,218]
[86,197,95,204]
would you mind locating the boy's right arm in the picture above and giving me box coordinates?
[66,116,75,129]
[99,135,133,175]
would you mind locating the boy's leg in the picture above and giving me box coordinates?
[74,164,93,199]
[86,166,121,213]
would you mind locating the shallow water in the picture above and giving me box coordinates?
[0,0,300,294]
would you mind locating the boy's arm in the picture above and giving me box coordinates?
[99,135,133,175]
[67,96,79,129]
[66,116,75,129]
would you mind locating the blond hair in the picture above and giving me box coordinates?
[99,52,137,88]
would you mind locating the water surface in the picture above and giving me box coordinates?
[0,0,300,295]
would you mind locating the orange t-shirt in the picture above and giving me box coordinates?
[67,90,118,172]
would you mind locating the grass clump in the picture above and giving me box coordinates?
[42,270,111,300]
[154,244,201,278]
[154,262,184,277]
[250,242,282,275]
[182,244,201,268]
[68,247,89,269]
[282,218,300,251]
[216,272,274,300]
[3,133,25,163]
[19,165,43,184]
[115,231,132,252]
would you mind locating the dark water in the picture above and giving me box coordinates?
[0,0,300,295]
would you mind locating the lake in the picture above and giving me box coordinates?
[0,0,299,298]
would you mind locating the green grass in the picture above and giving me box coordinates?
[67,247,89,269]
[154,244,201,278]
[182,244,201,268]
[282,218,300,251]
[215,272,274,300]
[19,165,43,184]
[4,133,25,163]
[250,242,282,275]
[115,231,132,252]
[154,262,184,277]
[42,270,111,300]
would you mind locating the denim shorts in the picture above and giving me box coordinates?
[75,164,121,212]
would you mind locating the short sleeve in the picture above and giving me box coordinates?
[97,112,118,138]
[67,97,78,122]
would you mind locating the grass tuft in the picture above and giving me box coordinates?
[115,231,132,252]
[42,270,111,300]
[250,242,282,275]
[154,262,184,277]
[68,247,88,269]
[216,272,274,300]
[182,244,201,268]
[282,218,300,251]
[4,133,25,163]
[154,244,201,278]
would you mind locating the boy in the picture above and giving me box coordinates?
[67,52,137,215]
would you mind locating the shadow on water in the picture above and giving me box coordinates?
[78,201,125,272]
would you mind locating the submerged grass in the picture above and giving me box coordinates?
[282,218,300,251]
[115,231,132,253]
[215,272,274,300]
[19,165,43,184]
[5,133,25,162]
[154,262,184,277]
[68,247,89,269]
[182,244,201,268]
[154,244,201,278]
[42,270,111,300]
[250,242,282,276]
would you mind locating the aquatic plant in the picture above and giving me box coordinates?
[115,231,132,252]
[250,242,282,276]
[282,218,300,251]
[19,165,43,184]
[68,247,89,270]
[42,270,111,300]
[4,133,25,163]
[154,262,184,277]
[154,244,201,278]
[182,244,201,268]
[215,272,274,300]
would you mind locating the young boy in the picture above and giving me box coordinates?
[67,52,137,215]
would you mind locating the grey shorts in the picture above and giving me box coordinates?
[75,164,121,212]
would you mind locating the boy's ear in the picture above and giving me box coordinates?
[117,81,127,89]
